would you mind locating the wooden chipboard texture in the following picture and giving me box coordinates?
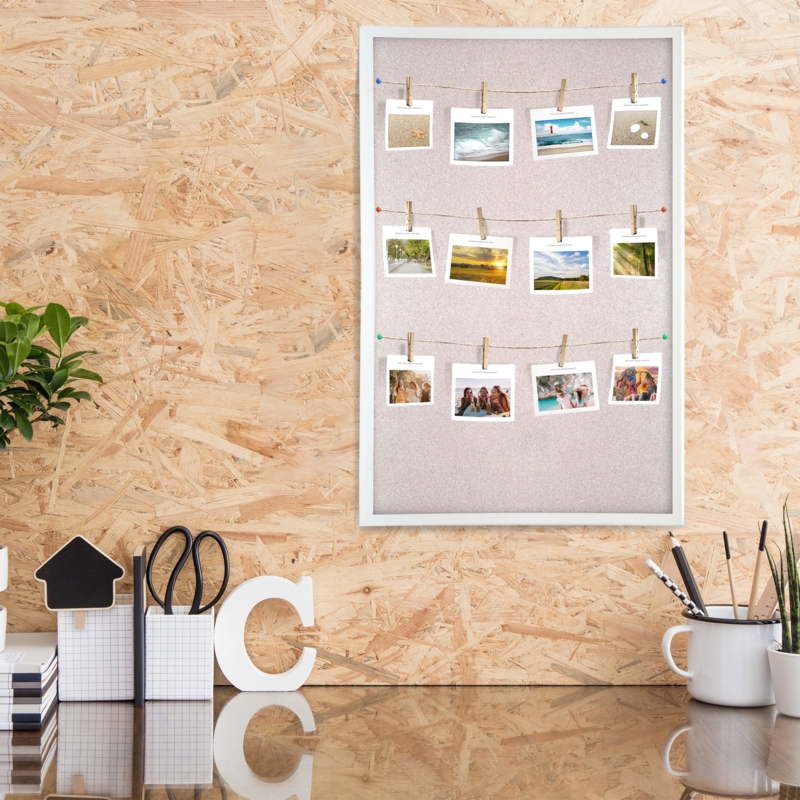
[0,0,798,686]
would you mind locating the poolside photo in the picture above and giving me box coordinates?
[452,363,515,421]
[530,236,593,293]
[531,106,598,160]
[532,361,600,416]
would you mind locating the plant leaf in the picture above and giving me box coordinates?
[6,339,30,373]
[0,321,16,342]
[60,350,96,365]
[18,313,42,341]
[4,303,25,317]
[0,349,10,383]
[0,411,14,431]
[69,368,103,383]
[49,369,69,392]
[14,412,32,442]
[43,303,70,352]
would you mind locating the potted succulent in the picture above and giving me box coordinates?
[767,498,800,718]
[0,301,101,448]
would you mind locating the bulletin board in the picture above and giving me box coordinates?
[359,26,684,527]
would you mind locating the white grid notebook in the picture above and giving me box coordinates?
[57,595,133,702]
[56,702,133,798]
[145,606,214,700]
[145,701,213,786]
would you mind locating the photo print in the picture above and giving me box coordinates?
[385,99,433,151]
[388,354,434,406]
[609,352,661,405]
[450,107,514,165]
[383,226,435,277]
[447,233,512,288]
[530,236,593,294]
[610,227,658,278]
[532,361,600,416]
[530,105,598,160]
[608,97,660,149]
[452,363,514,421]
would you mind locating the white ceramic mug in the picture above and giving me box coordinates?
[662,700,778,796]
[662,605,781,707]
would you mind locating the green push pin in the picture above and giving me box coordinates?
[662,334,668,340]
[377,333,383,340]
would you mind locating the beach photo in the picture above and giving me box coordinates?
[531,106,598,160]
[532,361,600,416]
[608,97,660,149]
[610,227,658,278]
[447,233,512,287]
[451,363,514,421]
[609,353,661,404]
[383,226,435,277]
[388,355,434,406]
[530,236,593,294]
[385,99,433,151]
[450,107,514,165]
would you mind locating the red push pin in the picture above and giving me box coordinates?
[661,206,667,212]
[375,206,382,212]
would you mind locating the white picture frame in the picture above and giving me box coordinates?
[359,25,684,527]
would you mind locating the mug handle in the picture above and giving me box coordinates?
[660,723,690,777]
[661,624,692,679]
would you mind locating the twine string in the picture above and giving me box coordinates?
[376,334,667,351]
[377,207,666,222]
[378,80,664,94]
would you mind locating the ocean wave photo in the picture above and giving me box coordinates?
[453,122,510,162]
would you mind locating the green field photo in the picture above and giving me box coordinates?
[532,248,591,292]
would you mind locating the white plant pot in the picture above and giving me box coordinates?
[768,644,800,718]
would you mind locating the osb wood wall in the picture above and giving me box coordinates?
[0,0,797,686]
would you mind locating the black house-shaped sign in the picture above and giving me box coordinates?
[35,536,124,611]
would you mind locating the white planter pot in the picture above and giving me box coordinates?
[768,644,800,718]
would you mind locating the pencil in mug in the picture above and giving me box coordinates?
[669,532,707,615]
[722,531,740,620]
[645,559,705,617]
[747,520,768,619]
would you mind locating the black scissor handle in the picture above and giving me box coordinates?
[146,525,193,615]
[190,530,230,615]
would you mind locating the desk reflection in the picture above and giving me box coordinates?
[10,686,800,799]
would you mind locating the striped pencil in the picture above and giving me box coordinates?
[646,559,706,616]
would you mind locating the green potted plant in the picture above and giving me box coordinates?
[766,498,800,718]
[0,301,102,448]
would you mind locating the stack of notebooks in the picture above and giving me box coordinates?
[0,634,58,730]
[0,633,58,793]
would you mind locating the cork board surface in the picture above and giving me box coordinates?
[0,0,798,687]
[369,33,676,516]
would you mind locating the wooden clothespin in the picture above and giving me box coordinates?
[407,332,415,362]
[557,78,567,112]
[481,81,488,114]
[482,337,489,370]
[555,210,562,243]
[74,610,86,630]
[630,72,638,104]
[632,328,639,360]
[559,334,568,368]
[405,200,413,232]
[406,76,414,107]
[630,204,638,235]
[477,207,486,240]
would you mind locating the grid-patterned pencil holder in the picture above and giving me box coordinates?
[57,594,133,701]
[145,606,214,700]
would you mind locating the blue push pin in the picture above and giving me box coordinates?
[375,78,382,84]
[661,78,667,84]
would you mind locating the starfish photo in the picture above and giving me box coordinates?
[411,129,425,139]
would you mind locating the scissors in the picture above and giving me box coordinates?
[146,526,230,615]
